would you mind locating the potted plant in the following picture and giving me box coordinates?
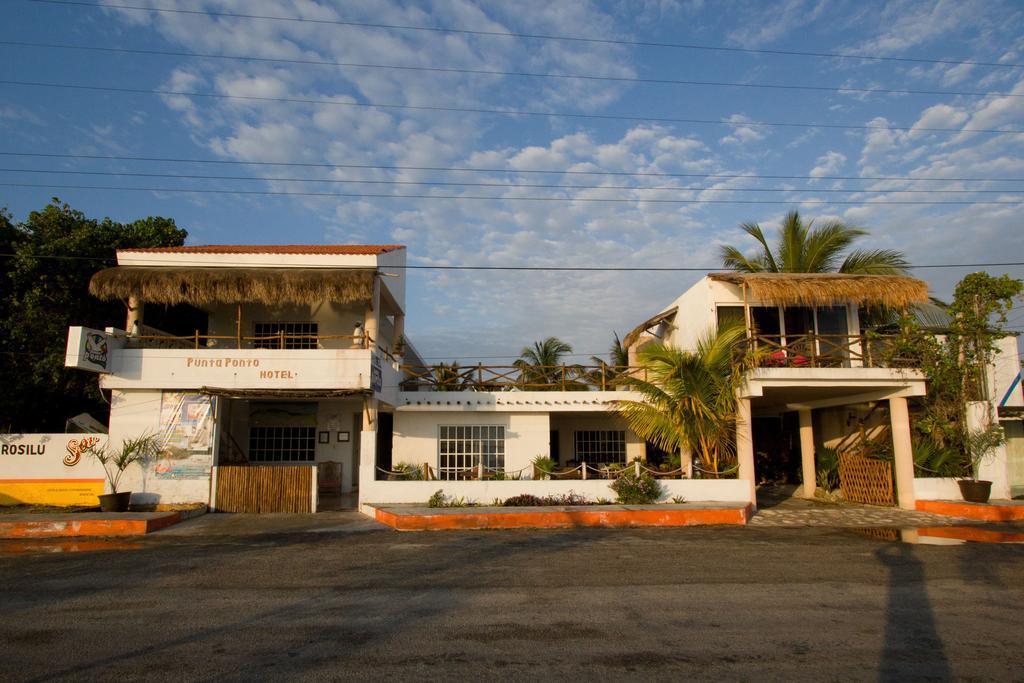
[958,424,1005,503]
[532,455,556,480]
[88,433,160,512]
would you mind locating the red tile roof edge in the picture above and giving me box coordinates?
[119,245,404,255]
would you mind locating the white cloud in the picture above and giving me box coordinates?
[809,151,847,179]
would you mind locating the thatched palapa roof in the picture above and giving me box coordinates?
[623,306,678,348]
[708,272,929,307]
[89,267,375,306]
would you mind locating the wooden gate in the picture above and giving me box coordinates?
[838,452,895,506]
[215,465,313,513]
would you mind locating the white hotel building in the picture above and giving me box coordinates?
[65,245,1024,513]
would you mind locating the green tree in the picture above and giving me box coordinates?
[719,210,909,275]
[1,200,186,431]
[611,324,759,476]
[515,337,575,389]
[589,332,629,388]
[886,272,1022,474]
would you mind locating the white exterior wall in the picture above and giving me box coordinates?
[314,400,362,493]
[549,413,645,464]
[108,389,213,505]
[914,477,964,500]
[359,478,752,507]
[992,335,1023,407]
[392,411,550,479]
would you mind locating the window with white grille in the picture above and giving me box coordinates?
[248,426,316,462]
[438,425,505,480]
[574,430,626,464]
[253,322,319,349]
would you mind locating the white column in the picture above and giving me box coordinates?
[736,397,756,509]
[889,396,916,510]
[798,409,816,499]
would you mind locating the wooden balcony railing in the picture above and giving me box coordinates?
[400,364,636,392]
[124,331,371,350]
[740,333,898,369]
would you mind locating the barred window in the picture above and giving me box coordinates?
[248,426,316,462]
[574,430,626,464]
[253,322,319,350]
[438,425,505,480]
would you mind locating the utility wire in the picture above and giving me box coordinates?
[2,79,1021,136]
[1,252,1022,271]
[2,181,1021,205]
[24,0,1024,70]
[1,167,1018,195]
[0,40,1018,99]
[0,151,1020,183]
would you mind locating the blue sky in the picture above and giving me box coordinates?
[2,0,1024,362]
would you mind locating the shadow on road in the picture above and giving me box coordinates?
[875,543,950,682]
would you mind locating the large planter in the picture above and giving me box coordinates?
[98,491,132,512]
[957,479,992,504]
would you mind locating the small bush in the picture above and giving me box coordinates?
[394,462,424,480]
[610,470,663,504]
[671,495,687,504]
[503,494,545,507]
[427,489,447,507]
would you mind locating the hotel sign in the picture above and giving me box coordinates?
[65,326,114,373]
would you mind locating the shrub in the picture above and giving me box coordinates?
[531,455,556,478]
[816,446,840,493]
[394,462,424,480]
[503,494,545,507]
[610,470,663,504]
[427,489,447,507]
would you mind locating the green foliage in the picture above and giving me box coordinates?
[531,455,556,477]
[610,469,663,504]
[515,337,584,390]
[1,200,187,431]
[911,437,966,478]
[967,424,1005,477]
[670,495,687,504]
[886,272,1022,473]
[611,323,758,476]
[816,446,841,492]
[426,490,475,507]
[720,210,909,275]
[89,433,160,493]
[393,462,424,480]
[502,492,592,506]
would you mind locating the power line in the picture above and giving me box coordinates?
[3,151,1022,184]
[24,0,1024,70]
[1,252,1022,271]
[2,167,1019,195]
[2,151,1021,183]
[1,40,1018,99]
[3,79,1022,136]
[2,181,1021,205]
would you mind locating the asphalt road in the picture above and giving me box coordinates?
[1,517,1023,681]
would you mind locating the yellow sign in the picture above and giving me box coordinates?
[0,480,104,506]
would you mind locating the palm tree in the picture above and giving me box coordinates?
[590,332,630,389]
[611,324,759,476]
[719,210,909,275]
[515,337,574,389]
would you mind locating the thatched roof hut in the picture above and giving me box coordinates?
[89,266,375,306]
[708,272,929,308]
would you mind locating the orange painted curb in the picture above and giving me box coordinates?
[917,526,1024,543]
[0,512,182,539]
[375,505,751,531]
[916,499,1024,522]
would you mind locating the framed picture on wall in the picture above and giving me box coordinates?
[318,431,330,444]
[337,431,350,443]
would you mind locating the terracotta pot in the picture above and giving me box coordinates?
[957,479,992,504]
[98,491,132,512]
